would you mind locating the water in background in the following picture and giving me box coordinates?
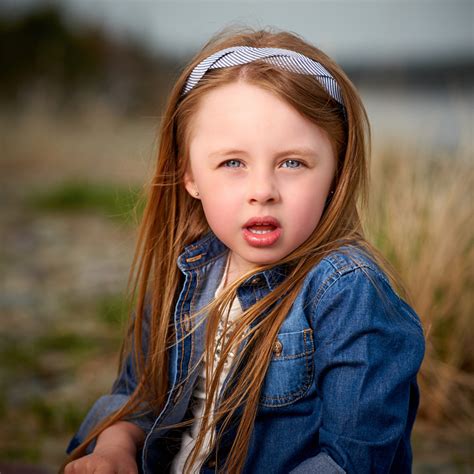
[360,85,473,153]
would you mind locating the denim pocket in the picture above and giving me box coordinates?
[259,328,315,407]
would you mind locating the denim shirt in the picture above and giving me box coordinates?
[67,232,425,473]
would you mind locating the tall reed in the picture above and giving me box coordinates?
[365,139,473,432]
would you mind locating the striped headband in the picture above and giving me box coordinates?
[182,46,345,109]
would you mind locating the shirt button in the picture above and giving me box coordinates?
[182,313,190,332]
[250,276,262,285]
[272,339,283,357]
[173,385,183,403]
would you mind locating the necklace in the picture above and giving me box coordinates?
[213,253,236,367]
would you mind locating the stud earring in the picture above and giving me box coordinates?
[195,191,200,197]
[325,189,335,206]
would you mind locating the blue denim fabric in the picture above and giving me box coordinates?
[67,231,425,473]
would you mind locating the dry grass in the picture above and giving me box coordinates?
[366,139,474,434]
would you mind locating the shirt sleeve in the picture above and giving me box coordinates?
[293,266,425,473]
[66,304,156,455]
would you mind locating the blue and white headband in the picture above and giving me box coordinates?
[182,46,345,109]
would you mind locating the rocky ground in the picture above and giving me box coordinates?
[0,105,152,470]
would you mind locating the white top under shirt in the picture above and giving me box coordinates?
[170,258,242,474]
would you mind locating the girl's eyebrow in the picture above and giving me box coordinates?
[208,147,318,159]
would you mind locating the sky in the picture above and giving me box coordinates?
[3,0,474,65]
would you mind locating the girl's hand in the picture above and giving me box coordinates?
[64,445,138,473]
[64,421,145,474]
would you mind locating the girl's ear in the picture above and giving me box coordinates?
[183,169,200,199]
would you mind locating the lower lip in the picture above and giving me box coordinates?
[242,227,282,247]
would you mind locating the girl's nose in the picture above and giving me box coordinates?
[247,171,280,204]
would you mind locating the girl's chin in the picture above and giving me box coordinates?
[233,249,286,270]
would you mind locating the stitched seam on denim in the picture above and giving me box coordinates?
[260,329,315,407]
[178,270,194,384]
[259,361,313,406]
[262,272,272,291]
[312,264,373,313]
[260,370,311,401]
[324,246,371,266]
[311,265,370,316]
[294,262,352,316]
[184,231,215,251]
[277,329,311,336]
[271,329,315,360]
[306,328,314,353]
[187,269,200,378]
[312,266,424,347]
[271,352,308,361]
[313,266,350,302]
[323,246,367,272]
[324,252,348,273]
[260,371,311,403]
[184,247,228,271]
[314,264,417,324]
[303,330,310,404]
[198,249,228,268]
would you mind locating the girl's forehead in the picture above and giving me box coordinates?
[194,81,278,109]
[194,82,315,123]
[189,82,303,132]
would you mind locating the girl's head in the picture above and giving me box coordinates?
[183,80,337,276]
[157,27,370,267]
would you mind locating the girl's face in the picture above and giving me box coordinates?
[184,81,336,279]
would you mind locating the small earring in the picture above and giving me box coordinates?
[325,190,335,206]
[195,191,200,197]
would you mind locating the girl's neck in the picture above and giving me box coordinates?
[224,251,257,289]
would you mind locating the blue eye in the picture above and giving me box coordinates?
[223,159,243,168]
[281,159,303,169]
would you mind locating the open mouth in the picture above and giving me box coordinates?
[242,217,282,247]
[246,224,277,234]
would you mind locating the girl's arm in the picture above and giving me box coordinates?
[64,421,145,473]
[291,266,425,473]
[95,420,145,454]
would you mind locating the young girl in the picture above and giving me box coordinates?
[63,28,425,474]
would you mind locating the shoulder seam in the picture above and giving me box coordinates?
[311,264,382,314]
[309,265,424,336]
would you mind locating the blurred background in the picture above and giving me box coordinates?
[0,0,472,472]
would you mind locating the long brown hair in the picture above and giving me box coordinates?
[64,27,403,473]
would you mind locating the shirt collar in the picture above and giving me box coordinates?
[177,231,290,291]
